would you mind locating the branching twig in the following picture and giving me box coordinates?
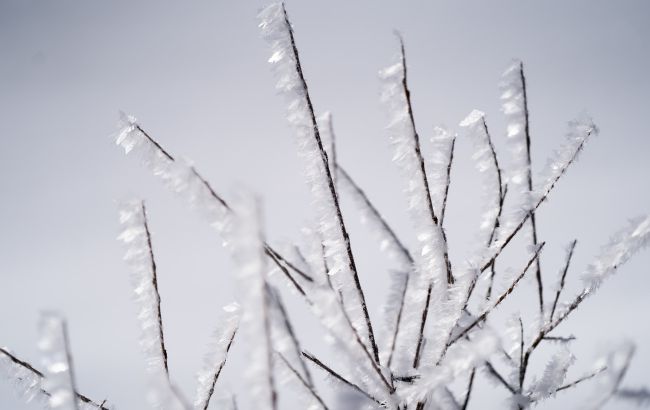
[450,243,545,345]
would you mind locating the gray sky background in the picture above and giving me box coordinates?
[1,1,649,409]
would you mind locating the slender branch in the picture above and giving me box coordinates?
[542,335,576,343]
[440,136,456,226]
[518,62,544,316]
[461,368,476,410]
[386,272,410,369]
[268,285,314,387]
[413,283,433,368]
[479,129,592,273]
[302,351,383,406]
[60,319,80,410]
[0,347,110,409]
[550,240,577,322]
[450,243,545,345]
[518,317,525,391]
[484,361,517,394]
[199,327,238,410]
[133,124,309,298]
[555,367,606,393]
[338,166,414,265]
[397,33,453,285]
[141,202,169,377]
[282,4,380,363]
[277,352,329,410]
[337,292,394,393]
[265,245,313,283]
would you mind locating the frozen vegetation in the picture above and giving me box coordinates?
[1,3,649,410]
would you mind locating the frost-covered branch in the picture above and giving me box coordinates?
[0,347,109,409]
[301,351,383,406]
[259,3,380,364]
[550,240,577,322]
[115,116,310,297]
[118,201,169,377]
[500,61,544,315]
[194,303,240,410]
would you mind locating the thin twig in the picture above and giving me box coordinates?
[449,243,545,345]
[461,368,476,410]
[277,352,329,410]
[0,347,110,409]
[60,319,80,410]
[413,283,433,368]
[337,292,394,393]
[199,327,238,410]
[133,124,309,298]
[268,285,314,387]
[141,202,169,377]
[386,271,410,369]
[479,128,592,273]
[555,367,606,393]
[550,240,577,322]
[302,351,383,406]
[282,4,380,363]
[484,361,517,394]
[518,62,544,316]
[440,136,456,226]
[396,33,453,285]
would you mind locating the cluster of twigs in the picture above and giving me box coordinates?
[2,3,649,410]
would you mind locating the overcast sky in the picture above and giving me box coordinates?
[1,1,649,409]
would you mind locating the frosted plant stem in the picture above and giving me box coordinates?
[338,292,395,393]
[549,240,577,322]
[461,368,476,410]
[449,243,545,345]
[197,327,237,410]
[554,367,606,394]
[386,273,410,369]
[279,4,379,364]
[518,63,545,316]
[397,34,453,285]
[141,202,169,378]
[338,166,414,265]
[337,166,414,369]
[301,351,383,406]
[485,361,516,394]
[439,137,456,226]
[0,348,109,409]
[129,123,311,294]
[479,129,592,273]
[277,352,329,410]
[267,285,314,387]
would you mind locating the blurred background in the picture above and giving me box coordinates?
[1,0,648,408]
